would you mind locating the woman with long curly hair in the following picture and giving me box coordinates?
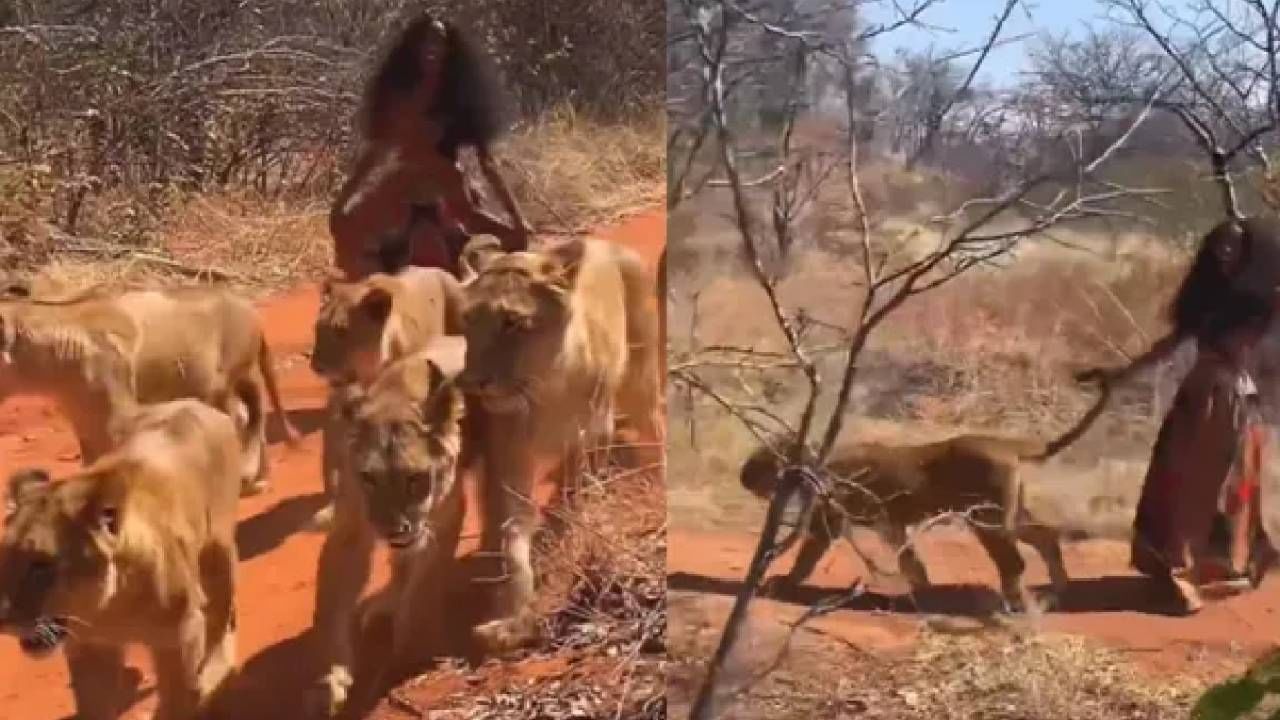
[330,14,532,279]
[1079,217,1280,614]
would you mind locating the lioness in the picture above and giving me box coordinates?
[457,236,663,650]
[311,267,465,387]
[0,399,241,720]
[309,267,465,529]
[742,380,1111,613]
[0,285,298,494]
[310,339,467,717]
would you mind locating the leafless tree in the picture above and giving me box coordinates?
[668,1,1166,717]
[1035,0,1280,220]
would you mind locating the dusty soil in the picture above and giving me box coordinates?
[667,524,1280,684]
[0,208,665,720]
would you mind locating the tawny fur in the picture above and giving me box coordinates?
[742,380,1110,614]
[455,236,664,652]
[310,266,466,530]
[309,342,467,718]
[0,400,241,720]
[0,286,299,495]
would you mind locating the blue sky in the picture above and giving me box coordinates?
[862,0,1109,87]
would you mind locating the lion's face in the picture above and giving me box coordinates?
[0,468,117,658]
[312,278,395,384]
[340,354,464,549]
[457,249,577,414]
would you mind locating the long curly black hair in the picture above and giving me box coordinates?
[360,12,512,160]
[1171,216,1280,346]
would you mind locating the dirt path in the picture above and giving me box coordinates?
[668,525,1280,681]
[0,207,665,720]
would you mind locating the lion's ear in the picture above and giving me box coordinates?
[52,473,123,539]
[459,235,503,284]
[543,239,586,291]
[5,468,50,519]
[422,361,465,431]
[359,287,394,323]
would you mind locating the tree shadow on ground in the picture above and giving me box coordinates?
[667,571,1190,617]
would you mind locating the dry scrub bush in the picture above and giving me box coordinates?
[877,249,1184,431]
[498,107,666,233]
[378,452,667,720]
[0,0,662,285]
[534,451,666,658]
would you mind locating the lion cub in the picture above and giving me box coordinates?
[0,399,241,720]
[309,266,464,529]
[457,236,664,651]
[310,339,467,717]
[742,381,1110,613]
[0,284,298,495]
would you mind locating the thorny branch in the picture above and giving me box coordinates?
[673,0,1167,717]
[906,0,1020,170]
[1091,0,1280,218]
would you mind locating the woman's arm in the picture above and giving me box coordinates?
[1076,331,1183,385]
[476,145,533,236]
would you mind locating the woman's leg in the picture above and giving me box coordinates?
[1129,362,1227,611]
[1228,423,1263,574]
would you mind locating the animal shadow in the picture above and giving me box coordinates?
[208,631,316,720]
[1033,575,1195,616]
[337,552,499,718]
[56,667,149,720]
[667,571,1006,616]
[669,571,1188,617]
[235,492,328,561]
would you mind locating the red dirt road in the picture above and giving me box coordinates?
[0,208,665,719]
[668,525,1280,680]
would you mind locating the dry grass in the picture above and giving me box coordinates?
[668,181,1189,517]
[160,192,332,288]
[367,452,667,720]
[667,611,1199,720]
[2,110,664,297]
[500,105,666,234]
[666,240,1182,531]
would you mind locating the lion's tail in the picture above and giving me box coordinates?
[1021,376,1112,462]
[615,244,664,455]
[258,334,300,446]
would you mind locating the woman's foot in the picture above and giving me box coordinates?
[1167,573,1205,615]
